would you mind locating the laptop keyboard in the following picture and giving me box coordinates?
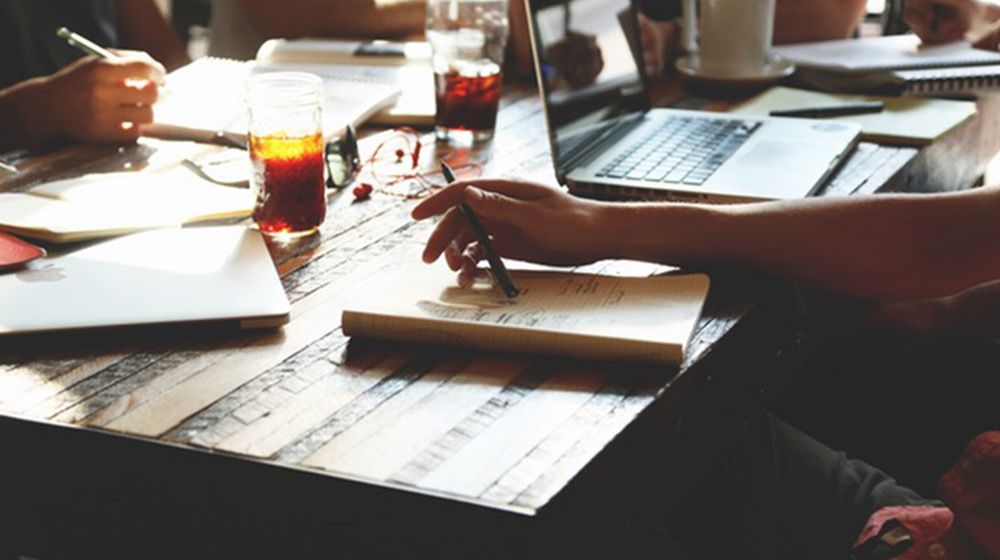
[595,117,762,185]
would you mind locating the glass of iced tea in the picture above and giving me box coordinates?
[246,72,326,236]
[427,0,508,144]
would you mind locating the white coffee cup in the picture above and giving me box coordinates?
[682,0,777,77]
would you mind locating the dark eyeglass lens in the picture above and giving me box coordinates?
[325,137,360,189]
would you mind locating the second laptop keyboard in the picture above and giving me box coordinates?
[596,117,761,185]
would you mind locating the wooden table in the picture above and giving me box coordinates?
[1,85,997,559]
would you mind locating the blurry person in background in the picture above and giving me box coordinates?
[637,0,869,77]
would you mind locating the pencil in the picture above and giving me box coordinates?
[440,162,520,299]
[57,27,118,60]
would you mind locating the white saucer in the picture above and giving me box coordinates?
[675,55,796,85]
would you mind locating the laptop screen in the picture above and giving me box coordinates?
[527,0,649,181]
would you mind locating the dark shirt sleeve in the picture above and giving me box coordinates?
[636,0,681,21]
[0,0,117,90]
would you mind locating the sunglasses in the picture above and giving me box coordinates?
[182,124,361,190]
[324,124,360,190]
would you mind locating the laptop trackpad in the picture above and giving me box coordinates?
[738,140,826,171]
[709,140,835,199]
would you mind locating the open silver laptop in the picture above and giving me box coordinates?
[526,0,861,203]
[0,226,290,335]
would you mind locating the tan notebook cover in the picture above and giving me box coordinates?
[343,264,710,365]
[733,86,977,146]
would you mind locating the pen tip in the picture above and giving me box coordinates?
[440,161,455,183]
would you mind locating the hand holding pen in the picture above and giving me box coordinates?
[440,163,520,298]
[412,176,611,279]
[37,27,166,144]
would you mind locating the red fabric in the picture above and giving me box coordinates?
[853,506,952,558]
[856,432,1000,560]
[938,432,1000,558]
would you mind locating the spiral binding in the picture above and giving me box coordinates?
[896,65,1000,94]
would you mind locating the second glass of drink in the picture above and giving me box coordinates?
[246,72,326,236]
[427,0,509,144]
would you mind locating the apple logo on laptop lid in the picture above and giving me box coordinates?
[16,263,66,284]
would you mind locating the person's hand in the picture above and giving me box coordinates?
[33,50,165,144]
[411,179,611,273]
[638,13,678,78]
[904,0,982,44]
[863,278,1000,336]
[971,17,1000,50]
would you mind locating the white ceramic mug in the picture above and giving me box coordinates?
[682,0,776,77]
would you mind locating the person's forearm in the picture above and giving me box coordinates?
[0,79,56,151]
[599,188,1000,299]
[115,0,190,70]
[239,0,425,40]
[773,0,869,44]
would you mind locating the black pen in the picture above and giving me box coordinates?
[769,101,884,119]
[440,162,520,299]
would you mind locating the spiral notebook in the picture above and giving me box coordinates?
[893,64,1000,94]
[776,35,1000,94]
[774,35,1000,73]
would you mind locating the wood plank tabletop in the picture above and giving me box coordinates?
[1,83,990,539]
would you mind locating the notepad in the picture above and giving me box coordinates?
[342,264,710,365]
[0,171,252,243]
[733,86,977,146]
[256,38,432,66]
[146,56,402,144]
[256,38,436,127]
